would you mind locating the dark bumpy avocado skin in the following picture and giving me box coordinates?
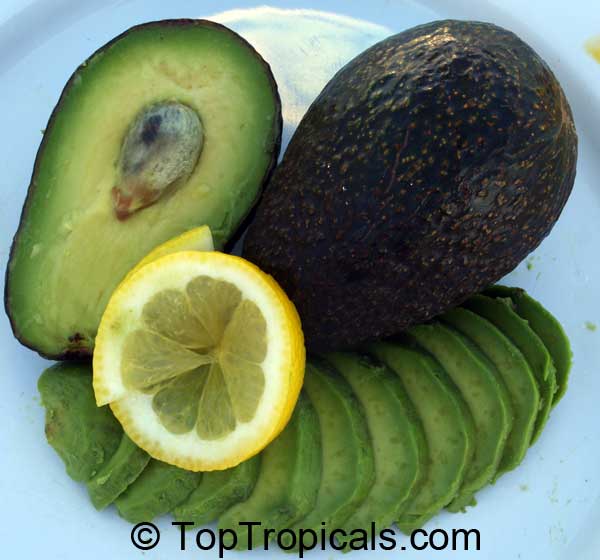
[243,20,577,351]
[5,19,282,360]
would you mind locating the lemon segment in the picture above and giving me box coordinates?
[93,251,305,471]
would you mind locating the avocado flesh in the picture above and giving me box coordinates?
[464,294,556,443]
[324,352,424,542]
[6,20,282,359]
[115,460,201,523]
[287,360,375,542]
[172,455,260,527]
[486,286,572,405]
[409,323,513,511]
[87,434,150,510]
[242,19,577,352]
[370,342,473,531]
[219,393,321,549]
[38,363,122,482]
[442,308,539,476]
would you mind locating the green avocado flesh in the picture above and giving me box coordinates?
[464,294,557,443]
[287,360,375,542]
[87,434,150,510]
[442,307,539,475]
[486,286,572,405]
[324,352,424,542]
[219,393,321,549]
[38,363,122,482]
[173,455,260,527]
[370,342,473,532]
[409,323,513,511]
[7,20,281,359]
[115,460,201,523]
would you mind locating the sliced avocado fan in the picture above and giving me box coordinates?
[37,286,572,543]
[285,359,375,548]
[172,456,260,527]
[442,307,539,476]
[370,342,474,532]
[38,363,122,482]
[219,392,321,550]
[464,294,557,444]
[408,323,513,512]
[485,285,572,406]
[115,460,201,523]
[324,352,425,543]
[88,434,150,510]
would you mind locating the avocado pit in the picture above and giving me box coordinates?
[112,101,204,220]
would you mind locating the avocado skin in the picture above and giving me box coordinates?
[5,19,282,360]
[243,19,577,351]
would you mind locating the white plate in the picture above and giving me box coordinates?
[1,1,599,559]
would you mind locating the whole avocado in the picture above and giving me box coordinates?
[243,20,577,351]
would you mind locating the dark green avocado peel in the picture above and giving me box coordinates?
[243,19,577,352]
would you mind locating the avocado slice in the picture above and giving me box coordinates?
[464,294,557,443]
[243,19,577,353]
[323,352,425,542]
[115,460,201,523]
[172,455,260,527]
[409,323,512,511]
[442,307,539,475]
[218,392,321,549]
[38,363,122,482]
[370,342,473,531]
[87,434,150,510]
[486,285,572,406]
[6,19,282,359]
[286,359,374,543]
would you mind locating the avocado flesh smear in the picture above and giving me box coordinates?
[7,21,281,359]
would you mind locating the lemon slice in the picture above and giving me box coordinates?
[93,251,305,471]
[125,225,214,281]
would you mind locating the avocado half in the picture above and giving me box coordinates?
[6,20,282,359]
[243,20,577,351]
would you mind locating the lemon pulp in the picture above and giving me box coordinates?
[121,276,267,440]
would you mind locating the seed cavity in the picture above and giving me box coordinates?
[112,101,203,220]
